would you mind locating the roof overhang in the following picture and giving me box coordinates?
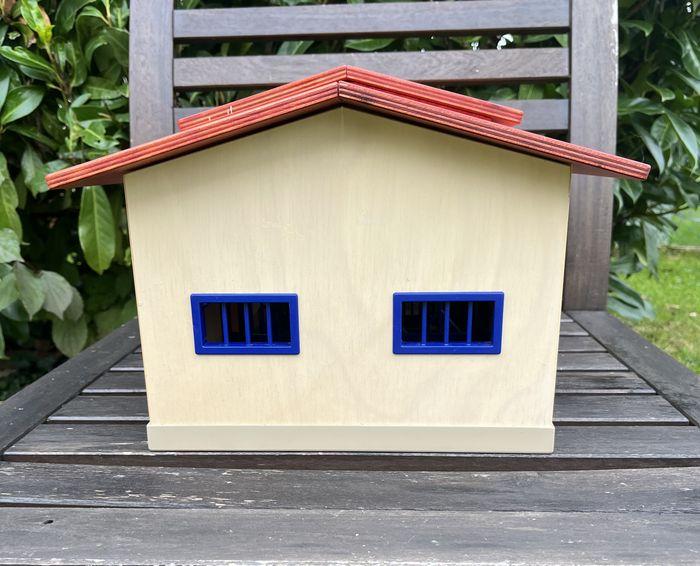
[45,66,649,190]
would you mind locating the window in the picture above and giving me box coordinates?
[393,292,504,354]
[191,294,300,355]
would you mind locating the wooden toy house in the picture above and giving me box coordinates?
[46,67,649,454]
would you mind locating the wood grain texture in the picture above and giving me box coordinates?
[174,48,569,90]
[174,0,569,41]
[557,353,627,371]
[128,0,173,145]
[557,336,604,352]
[0,321,139,455]
[1,507,698,565]
[508,98,569,132]
[555,373,654,394]
[45,394,687,426]
[560,320,588,336]
[6,424,700,470]
[571,310,700,426]
[83,370,652,396]
[125,108,570,436]
[1,462,697,513]
[175,98,569,133]
[563,0,620,309]
[107,351,629,373]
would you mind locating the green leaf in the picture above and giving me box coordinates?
[39,271,74,319]
[672,70,700,95]
[63,287,84,321]
[103,28,128,67]
[642,222,661,275]
[20,145,48,195]
[277,41,313,56]
[621,20,653,37]
[0,85,44,125]
[19,0,53,47]
[0,227,21,262]
[344,38,394,52]
[63,41,87,87]
[0,273,19,311]
[84,32,108,63]
[6,123,59,151]
[607,274,655,322]
[0,153,21,238]
[13,262,45,318]
[681,38,700,80]
[0,323,5,359]
[617,97,663,116]
[109,187,123,262]
[0,46,57,82]
[76,5,109,24]
[0,62,9,111]
[79,186,115,274]
[55,0,96,34]
[84,76,127,100]
[666,111,699,168]
[517,84,543,100]
[650,115,675,149]
[52,316,88,357]
[618,179,644,203]
[631,122,665,172]
[647,82,675,102]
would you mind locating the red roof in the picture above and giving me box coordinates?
[46,66,649,190]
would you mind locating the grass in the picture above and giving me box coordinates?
[620,209,700,374]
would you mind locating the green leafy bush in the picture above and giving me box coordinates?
[0,0,696,388]
[611,0,699,320]
[0,0,132,370]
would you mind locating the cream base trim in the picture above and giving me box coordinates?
[146,424,555,453]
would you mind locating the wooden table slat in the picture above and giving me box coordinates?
[6,424,700,471]
[1,462,697,514]
[1,506,698,565]
[558,335,605,352]
[559,320,588,336]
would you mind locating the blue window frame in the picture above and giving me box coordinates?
[191,294,300,355]
[393,292,504,354]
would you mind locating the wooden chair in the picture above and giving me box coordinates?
[1,2,698,562]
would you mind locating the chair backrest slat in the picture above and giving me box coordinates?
[129,0,619,311]
[173,0,569,42]
[172,99,569,134]
[174,48,569,91]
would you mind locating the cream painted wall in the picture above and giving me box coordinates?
[125,108,571,433]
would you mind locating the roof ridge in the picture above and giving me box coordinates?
[177,65,523,131]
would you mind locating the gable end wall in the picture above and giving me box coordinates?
[124,108,570,444]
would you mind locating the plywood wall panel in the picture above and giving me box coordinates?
[124,108,570,434]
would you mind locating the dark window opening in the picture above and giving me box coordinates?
[270,302,291,343]
[192,294,299,355]
[226,303,246,343]
[393,293,503,354]
[401,302,422,343]
[202,303,223,344]
[471,301,495,343]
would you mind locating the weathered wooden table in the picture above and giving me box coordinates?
[0,311,698,564]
